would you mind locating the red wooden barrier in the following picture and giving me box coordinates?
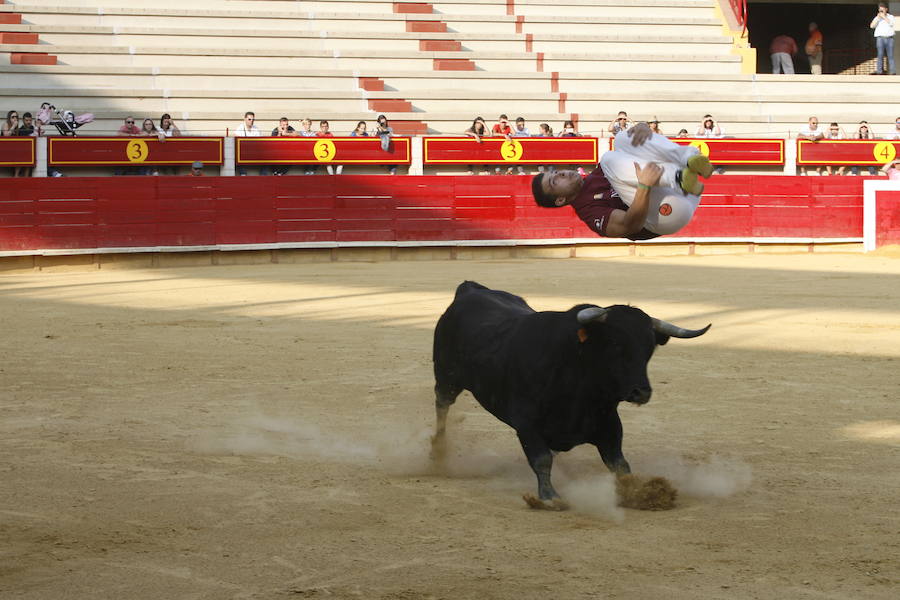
[236,137,411,165]
[0,137,36,167]
[797,139,900,166]
[48,136,224,166]
[610,137,785,165]
[423,137,597,165]
[0,175,863,254]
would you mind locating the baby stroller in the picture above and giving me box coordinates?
[37,102,94,136]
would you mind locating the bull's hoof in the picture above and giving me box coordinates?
[429,433,446,462]
[523,493,570,511]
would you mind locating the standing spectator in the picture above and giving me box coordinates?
[882,157,900,179]
[558,120,581,137]
[375,115,397,175]
[316,120,341,175]
[535,123,553,174]
[696,115,724,138]
[871,2,896,75]
[298,118,317,175]
[805,23,823,75]
[648,117,663,135]
[270,117,296,176]
[117,116,141,136]
[770,34,798,74]
[824,122,846,175]
[2,110,19,137]
[158,113,181,139]
[797,116,825,175]
[852,121,879,175]
[607,111,630,136]
[13,112,36,177]
[675,128,689,138]
[464,117,491,175]
[511,117,530,174]
[233,111,261,175]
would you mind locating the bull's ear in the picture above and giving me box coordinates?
[577,328,589,343]
[655,332,670,346]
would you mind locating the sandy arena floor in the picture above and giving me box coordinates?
[1,252,898,599]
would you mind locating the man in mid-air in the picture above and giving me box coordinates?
[531,122,713,240]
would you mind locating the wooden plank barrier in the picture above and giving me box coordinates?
[797,139,900,166]
[48,137,224,166]
[236,137,412,165]
[423,137,598,165]
[610,137,785,165]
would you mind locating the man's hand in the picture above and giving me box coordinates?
[627,122,653,146]
[634,161,663,187]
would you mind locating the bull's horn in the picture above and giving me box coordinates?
[577,307,609,324]
[651,318,711,339]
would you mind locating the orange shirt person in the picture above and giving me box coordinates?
[805,23,823,75]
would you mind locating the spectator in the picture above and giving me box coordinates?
[824,122,846,175]
[607,111,630,136]
[13,112,36,177]
[190,161,204,176]
[233,112,261,175]
[885,116,900,139]
[797,116,825,175]
[675,128,689,138]
[805,23,823,75]
[270,117,296,176]
[769,34,798,74]
[117,116,141,136]
[882,157,900,179]
[158,113,181,139]
[511,117,530,174]
[648,117,663,135]
[696,114,724,138]
[316,120,341,175]
[535,123,553,174]
[492,114,512,138]
[2,110,19,137]
[374,115,397,175]
[350,121,368,137]
[558,120,581,137]
[852,121,878,175]
[298,118,317,175]
[871,2,896,75]
[464,117,490,175]
[139,119,159,176]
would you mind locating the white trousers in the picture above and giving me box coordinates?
[599,130,703,235]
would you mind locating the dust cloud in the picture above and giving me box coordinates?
[640,454,753,498]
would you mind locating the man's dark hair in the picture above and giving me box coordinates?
[499,114,508,120]
[516,117,525,123]
[244,111,255,118]
[532,174,559,208]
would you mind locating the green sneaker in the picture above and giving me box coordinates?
[687,154,714,178]
[679,167,704,196]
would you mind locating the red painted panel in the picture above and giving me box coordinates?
[236,137,412,165]
[49,137,224,166]
[0,137,35,166]
[875,190,900,246]
[424,137,597,165]
[797,139,900,166]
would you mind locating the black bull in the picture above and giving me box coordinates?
[431,281,710,509]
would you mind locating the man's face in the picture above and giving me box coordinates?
[809,119,819,130]
[125,118,135,127]
[23,116,32,126]
[542,170,583,203]
[516,122,525,131]
[244,115,254,127]
[895,120,900,130]
[829,125,839,135]
[280,119,289,129]
[320,123,329,133]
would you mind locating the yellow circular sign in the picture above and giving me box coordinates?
[313,140,336,162]
[500,139,523,162]
[689,140,710,156]
[873,141,896,163]
[126,139,149,163]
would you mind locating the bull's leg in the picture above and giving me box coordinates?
[517,429,569,511]
[594,410,631,475]
[430,383,460,461]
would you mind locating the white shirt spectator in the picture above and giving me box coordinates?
[885,122,900,140]
[798,125,824,140]
[234,123,260,136]
[872,13,895,37]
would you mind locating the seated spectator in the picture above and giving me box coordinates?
[271,117,296,176]
[190,161,204,176]
[374,115,397,175]
[558,120,581,137]
[13,112,37,177]
[607,111,630,136]
[117,116,141,136]
[2,110,18,137]
[675,128,689,138]
[648,117,662,135]
[317,120,342,175]
[233,111,261,175]
[852,121,879,175]
[464,117,491,175]
[492,114,512,138]
[797,116,824,175]
[298,117,317,175]
[140,119,159,176]
[158,113,181,139]
[535,123,553,174]
[769,34,798,74]
[696,114,724,138]
[882,158,900,179]
[824,122,846,175]
[885,116,900,139]
[511,117,530,174]
[350,121,368,137]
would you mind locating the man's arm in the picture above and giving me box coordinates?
[604,162,663,238]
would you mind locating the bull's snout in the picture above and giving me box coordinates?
[625,386,652,405]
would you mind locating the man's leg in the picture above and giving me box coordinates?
[876,37,886,74]
[888,36,896,74]
[771,53,782,74]
[613,130,698,167]
[784,54,795,74]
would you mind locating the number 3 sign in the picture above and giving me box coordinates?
[126,139,149,163]
[314,140,336,162]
